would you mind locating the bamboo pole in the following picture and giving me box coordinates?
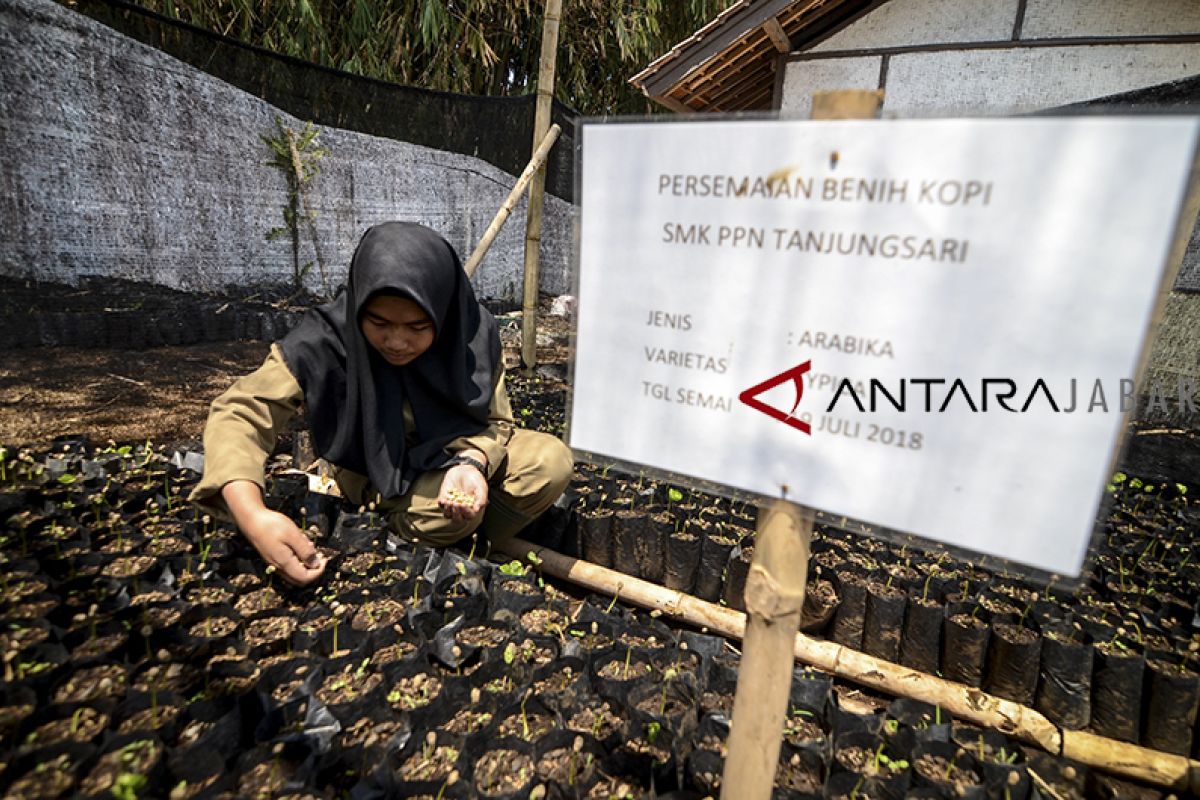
[497,537,1200,794]
[521,0,563,376]
[463,124,562,278]
[721,501,811,800]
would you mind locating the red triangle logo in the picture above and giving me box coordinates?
[738,361,812,434]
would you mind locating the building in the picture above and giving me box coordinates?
[631,0,1200,448]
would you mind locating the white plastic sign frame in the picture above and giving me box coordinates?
[567,114,1199,580]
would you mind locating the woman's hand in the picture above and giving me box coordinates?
[242,509,328,586]
[438,460,489,522]
[222,480,327,586]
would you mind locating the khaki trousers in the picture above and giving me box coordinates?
[384,429,573,547]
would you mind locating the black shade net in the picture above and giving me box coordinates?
[71,0,578,203]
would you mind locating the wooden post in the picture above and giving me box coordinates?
[719,87,884,800]
[463,124,562,278]
[522,0,563,376]
[720,501,812,799]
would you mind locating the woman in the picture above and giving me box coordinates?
[190,222,574,586]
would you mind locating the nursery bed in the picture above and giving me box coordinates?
[0,421,1195,798]
[0,300,1196,798]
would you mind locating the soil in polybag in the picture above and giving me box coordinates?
[722,544,753,613]
[694,529,737,603]
[829,570,868,651]
[1088,640,1143,743]
[941,604,990,688]
[664,525,702,594]
[861,578,906,662]
[1035,624,1093,730]
[1142,657,1200,755]
[579,510,614,569]
[983,622,1041,706]
[899,597,943,675]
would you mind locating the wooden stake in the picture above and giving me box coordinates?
[463,124,562,278]
[721,501,812,800]
[810,88,884,119]
[522,0,563,376]
[718,87,883,800]
[496,537,1200,794]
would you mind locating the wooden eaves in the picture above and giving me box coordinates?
[629,0,868,113]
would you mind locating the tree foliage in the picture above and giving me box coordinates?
[142,0,734,115]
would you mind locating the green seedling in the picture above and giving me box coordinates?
[872,743,908,773]
[499,560,527,577]
[526,551,545,588]
[1018,593,1039,628]
[435,771,459,800]
[519,694,531,740]
[112,772,148,800]
[994,747,1020,765]
[658,666,678,716]
[943,751,961,782]
[605,589,620,615]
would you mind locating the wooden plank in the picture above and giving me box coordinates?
[763,16,792,53]
[641,0,831,96]
[659,93,697,114]
[704,63,776,108]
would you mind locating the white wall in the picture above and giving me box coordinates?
[809,0,1019,52]
[780,0,1200,292]
[0,0,573,301]
[1021,0,1200,39]
[882,44,1200,117]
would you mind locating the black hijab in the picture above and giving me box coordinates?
[278,222,500,500]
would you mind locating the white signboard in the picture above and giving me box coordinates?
[570,116,1198,578]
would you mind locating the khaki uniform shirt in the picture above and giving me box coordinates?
[190,343,514,515]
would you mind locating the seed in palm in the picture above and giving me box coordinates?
[447,488,476,505]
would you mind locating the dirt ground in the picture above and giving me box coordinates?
[0,303,571,449]
[0,340,272,448]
